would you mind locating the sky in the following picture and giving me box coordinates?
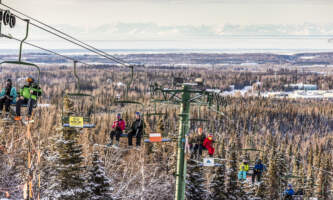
[1,0,333,50]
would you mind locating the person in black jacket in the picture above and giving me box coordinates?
[128,112,144,147]
[0,79,17,118]
[193,127,206,158]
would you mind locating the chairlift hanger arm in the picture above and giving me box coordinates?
[73,60,80,91]
[0,17,41,83]
[1,2,134,66]
[1,34,89,65]
[0,61,41,84]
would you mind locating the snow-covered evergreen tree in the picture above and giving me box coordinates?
[305,164,315,199]
[42,128,89,200]
[225,142,244,200]
[185,160,207,200]
[266,148,280,199]
[255,181,267,199]
[88,149,113,200]
[210,163,227,200]
[316,155,331,200]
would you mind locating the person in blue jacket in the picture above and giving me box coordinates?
[252,159,266,184]
[284,184,295,200]
[0,79,17,118]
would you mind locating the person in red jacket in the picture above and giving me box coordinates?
[108,113,126,147]
[203,133,215,157]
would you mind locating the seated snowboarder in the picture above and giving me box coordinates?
[284,184,295,200]
[108,113,125,147]
[193,127,206,158]
[128,112,144,148]
[0,79,17,119]
[14,77,42,122]
[203,133,215,157]
[238,160,249,181]
[252,159,266,184]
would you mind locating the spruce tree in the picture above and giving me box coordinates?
[186,159,207,200]
[305,164,315,199]
[225,142,244,199]
[276,150,288,189]
[266,148,280,199]
[210,158,227,199]
[296,164,306,193]
[42,128,89,200]
[255,180,267,199]
[42,98,89,200]
[88,150,113,200]
[316,155,331,199]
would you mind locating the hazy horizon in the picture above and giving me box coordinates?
[1,0,333,53]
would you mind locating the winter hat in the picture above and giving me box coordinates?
[288,184,292,188]
[117,113,121,118]
[26,77,34,83]
[135,112,140,116]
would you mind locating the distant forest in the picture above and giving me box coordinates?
[0,64,332,200]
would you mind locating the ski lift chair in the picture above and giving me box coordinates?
[112,100,144,138]
[144,102,171,143]
[62,61,95,128]
[1,61,40,109]
[0,19,40,117]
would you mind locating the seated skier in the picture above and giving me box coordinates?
[14,77,42,122]
[238,160,249,181]
[193,127,206,158]
[0,79,17,119]
[108,113,125,147]
[128,112,144,148]
[203,133,215,157]
[252,159,266,184]
[284,184,295,200]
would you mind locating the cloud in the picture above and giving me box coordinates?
[79,23,333,40]
[65,0,333,4]
[4,20,333,42]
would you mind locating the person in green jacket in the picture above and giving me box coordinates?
[14,77,42,121]
[0,79,17,118]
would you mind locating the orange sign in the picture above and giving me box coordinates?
[149,133,162,142]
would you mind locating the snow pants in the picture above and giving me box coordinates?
[16,98,36,117]
[193,144,204,156]
[252,170,262,183]
[0,97,11,112]
[206,145,215,156]
[110,129,122,142]
[128,130,142,146]
[238,171,247,180]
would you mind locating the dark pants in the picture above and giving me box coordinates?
[0,97,11,112]
[16,98,36,117]
[193,144,204,156]
[110,129,122,142]
[252,170,262,183]
[128,130,142,146]
[284,195,293,200]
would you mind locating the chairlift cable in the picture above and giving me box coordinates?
[0,2,131,67]
[1,35,90,66]
[0,2,128,65]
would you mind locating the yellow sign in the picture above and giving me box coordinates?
[69,116,84,128]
